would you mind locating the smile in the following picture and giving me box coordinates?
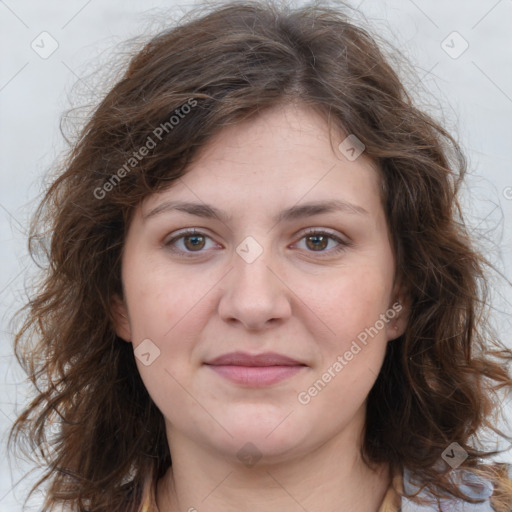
[203,351,308,386]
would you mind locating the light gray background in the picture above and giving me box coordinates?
[1,0,511,510]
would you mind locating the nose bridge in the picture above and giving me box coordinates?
[235,244,274,289]
[218,235,291,329]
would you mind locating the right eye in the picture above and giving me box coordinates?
[163,229,221,258]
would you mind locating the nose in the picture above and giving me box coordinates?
[217,248,292,331]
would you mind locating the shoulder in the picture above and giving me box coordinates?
[400,463,512,512]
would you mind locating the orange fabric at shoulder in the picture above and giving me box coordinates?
[378,469,403,512]
[489,462,512,512]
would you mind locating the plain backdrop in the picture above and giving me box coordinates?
[1,0,511,510]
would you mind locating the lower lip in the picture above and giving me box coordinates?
[205,364,305,386]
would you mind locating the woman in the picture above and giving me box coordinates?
[10,1,512,510]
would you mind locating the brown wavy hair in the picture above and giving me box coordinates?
[9,0,512,511]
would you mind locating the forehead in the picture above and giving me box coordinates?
[141,102,383,221]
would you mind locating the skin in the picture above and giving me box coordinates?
[113,101,409,512]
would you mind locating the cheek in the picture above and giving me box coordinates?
[310,264,392,339]
[298,272,392,413]
[123,258,213,385]
[123,254,200,337]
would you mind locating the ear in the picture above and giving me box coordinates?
[111,294,133,342]
[386,283,410,342]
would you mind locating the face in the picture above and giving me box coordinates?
[113,102,407,465]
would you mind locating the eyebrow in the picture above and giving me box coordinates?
[144,199,369,223]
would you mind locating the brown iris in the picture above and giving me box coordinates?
[305,234,328,251]
[183,234,206,251]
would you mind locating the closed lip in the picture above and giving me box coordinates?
[204,351,306,367]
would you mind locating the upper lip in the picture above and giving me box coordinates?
[204,351,306,367]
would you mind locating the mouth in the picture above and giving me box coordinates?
[203,351,307,387]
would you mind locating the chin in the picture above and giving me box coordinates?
[211,409,312,461]
[216,434,306,468]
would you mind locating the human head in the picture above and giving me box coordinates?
[112,97,407,473]
[11,1,512,511]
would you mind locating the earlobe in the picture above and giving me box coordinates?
[387,316,406,341]
[387,288,410,341]
[111,294,132,342]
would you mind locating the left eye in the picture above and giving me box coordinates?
[164,228,349,257]
[294,229,348,254]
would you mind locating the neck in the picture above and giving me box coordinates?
[156,415,391,512]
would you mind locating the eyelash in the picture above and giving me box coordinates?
[163,228,351,259]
